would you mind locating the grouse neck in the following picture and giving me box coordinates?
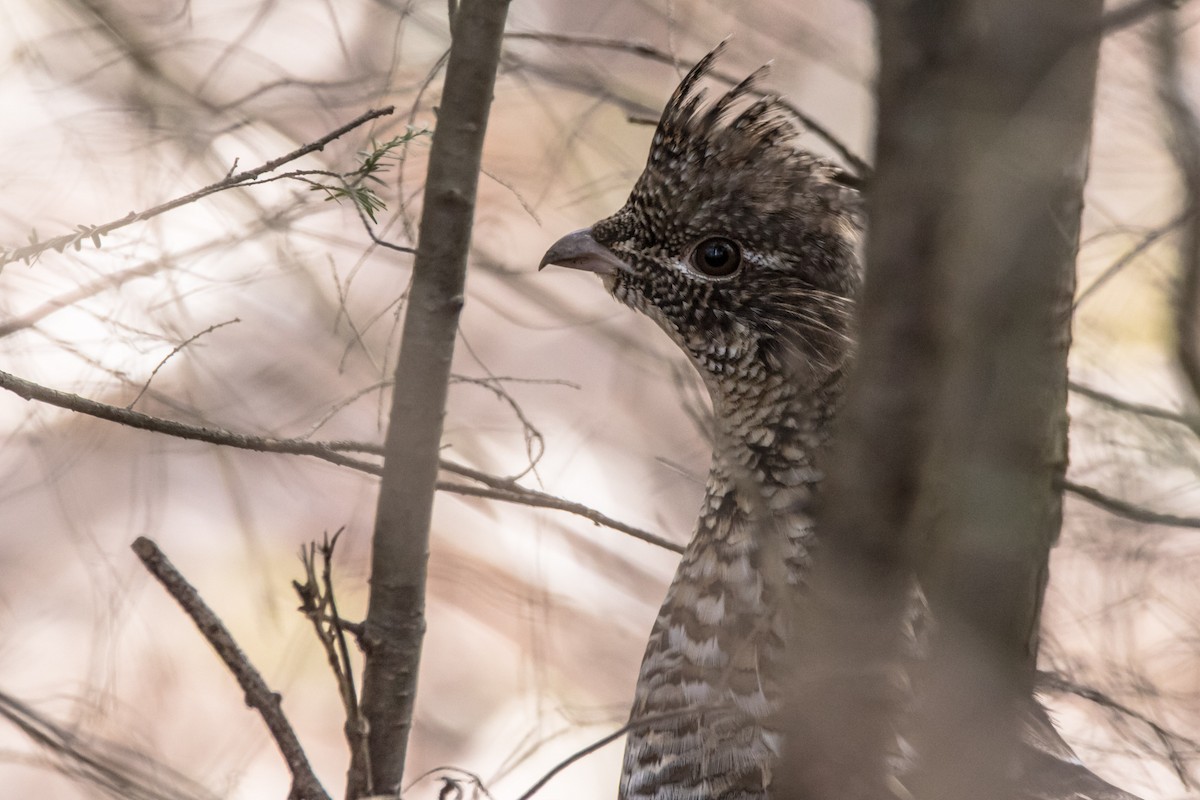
[705,366,845,500]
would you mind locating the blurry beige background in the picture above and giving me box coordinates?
[0,1,1196,798]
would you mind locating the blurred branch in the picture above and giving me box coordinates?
[0,367,673,550]
[1073,213,1185,307]
[1099,0,1180,35]
[357,0,511,787]
[1062,479,1200,530]
[1156,8,1200,405]
[131,537,330,800]
[505,31,870,177]
[0,687,218,800]
[0,106,396,269]
[0,260,164,338]
[1069,380,1200,434]
[1040,670,1199,788]
[0,212,310,341]
[402,767,496,800]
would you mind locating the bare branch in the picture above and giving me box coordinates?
[0,367,383,473]
[0,106,396,268]
[504,31,870,177]
[0,368,676,551]
[1063,479,1200,530]
[131,537,330,800]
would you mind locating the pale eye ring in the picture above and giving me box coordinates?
[690,237,742,278]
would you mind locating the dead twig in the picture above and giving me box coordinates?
[131,537,330,800]
[294,531,371,794]
[126,319,241,409]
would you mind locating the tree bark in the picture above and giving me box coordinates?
[779,3,1104,799]
[354,1,511,797]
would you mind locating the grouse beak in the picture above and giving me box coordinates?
[538,228,628,275]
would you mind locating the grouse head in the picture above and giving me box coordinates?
[541,44,863,407]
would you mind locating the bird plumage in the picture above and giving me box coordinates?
[541,44,1137,800]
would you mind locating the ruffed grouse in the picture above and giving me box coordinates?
[541,46,1138,800]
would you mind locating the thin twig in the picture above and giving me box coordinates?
[402,767,497,800]
[1063,479,1200,530]
[512,705,732,800]
[1073,213,1185,308]
[504,31,870,177]
[1,106,395,268]
[438,459,684,553]
[436,480,683,553]
[126,319,240,409]
[321,534,370,786]
[1069,380,1200,435]
[295,532,372,795]
[299,380,392,439]
[450,371,545,480]
[1156,8,1200,405]
[131,537,330,800]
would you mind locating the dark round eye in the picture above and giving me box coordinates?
[691,237,742,277]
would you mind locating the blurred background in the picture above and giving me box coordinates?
[0,0,1197,797]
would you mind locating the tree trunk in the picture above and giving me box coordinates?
[779,3,1104,799]
[354,1,511,797]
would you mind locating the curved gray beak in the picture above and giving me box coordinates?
[539,228,629,275]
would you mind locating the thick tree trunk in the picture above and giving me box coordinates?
[779,3,1104,799]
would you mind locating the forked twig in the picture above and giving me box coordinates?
[294,531,371,794]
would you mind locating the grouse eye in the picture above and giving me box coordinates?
[691,237,742,277]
